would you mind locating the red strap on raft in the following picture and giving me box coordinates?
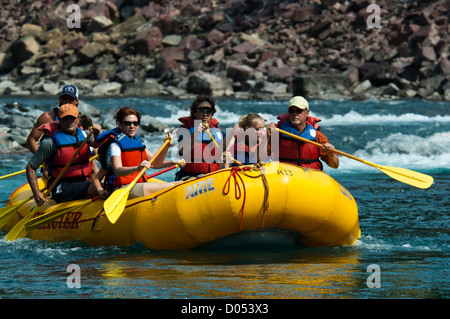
[223,166,251,231]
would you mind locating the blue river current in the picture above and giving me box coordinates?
[0,96,448,302]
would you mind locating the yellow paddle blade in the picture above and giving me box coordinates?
[103,187,129,224]
[4,210,35,241]
[376,164,434,189]
[103,137,170,224]
[0,195,34,228]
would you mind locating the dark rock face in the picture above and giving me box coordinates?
[0,0,449,101]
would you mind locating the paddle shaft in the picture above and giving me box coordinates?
[276,128,430,184]
[205,127,243,166]
[0,166,41,180]
[133,137,171,186]
[0,154,99,182]
[146,163,182,179]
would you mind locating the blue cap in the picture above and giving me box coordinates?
[60,85,79,99]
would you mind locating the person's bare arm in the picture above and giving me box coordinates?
[26,163,47,206]
[26,112,54,153]
[316,131,339,169]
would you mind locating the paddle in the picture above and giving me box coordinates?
[25,161,184,231]
[5,130,94,241]
[24,196,101,232]
[276,128,434,189]
[0,194,34,228]
[0,165,43,181]
[103,136,171,224]
[0,155,99,229]
[205,125,243,166]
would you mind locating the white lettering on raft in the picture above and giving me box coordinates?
[340,186,353,201]
[184,178,215,200]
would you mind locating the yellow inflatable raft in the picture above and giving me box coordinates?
[1,162,360,249]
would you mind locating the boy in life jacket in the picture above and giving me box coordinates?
[267,96,339,170]
[224,113,271,167]
[26,104,105,206]
[175,95,224,181]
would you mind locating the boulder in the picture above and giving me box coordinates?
[87,16,114,32]
[160,46,185,62]
[122,80,164,96]
[20,24,43,37]
[352,79,372,94]
[0,52,16,73]
[91,82,122,95]
[140,115,170,132]
[179,36,205,51]
[9,36,40,64]
[226,64,255,81]
[134,26,163,55]
[187,70,232,97]
[267,66,295,81]
[0,80,21,94]
[162,34,183,46]
[80,42,106,60]
[232,41,257,54]
[293,67,358,97]
[291,6,317,22]
[381,82,400,97]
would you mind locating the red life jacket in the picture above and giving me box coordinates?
[178,116,221,174]
[113,132,148,187]
[94,127,148,188]
[47,127,93,179]
[277,114,323,170]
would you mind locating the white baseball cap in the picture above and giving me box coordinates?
[288,96,309,110]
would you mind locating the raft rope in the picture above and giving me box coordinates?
[222,163,269,231]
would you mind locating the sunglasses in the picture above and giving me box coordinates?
[288,108,306,115]
[122,121,140,126]
[196,108,213,115]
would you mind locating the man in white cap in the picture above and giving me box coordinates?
[268,96,339,170]
[26,85,80,153]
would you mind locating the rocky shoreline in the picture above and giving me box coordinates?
[0,98,173,154]
[0,0,449,102]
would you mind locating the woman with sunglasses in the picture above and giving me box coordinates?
[175,95,224,181]
[94,107,183,199]
[267,96,339,170]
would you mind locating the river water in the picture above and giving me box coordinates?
[0,96,448,303]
